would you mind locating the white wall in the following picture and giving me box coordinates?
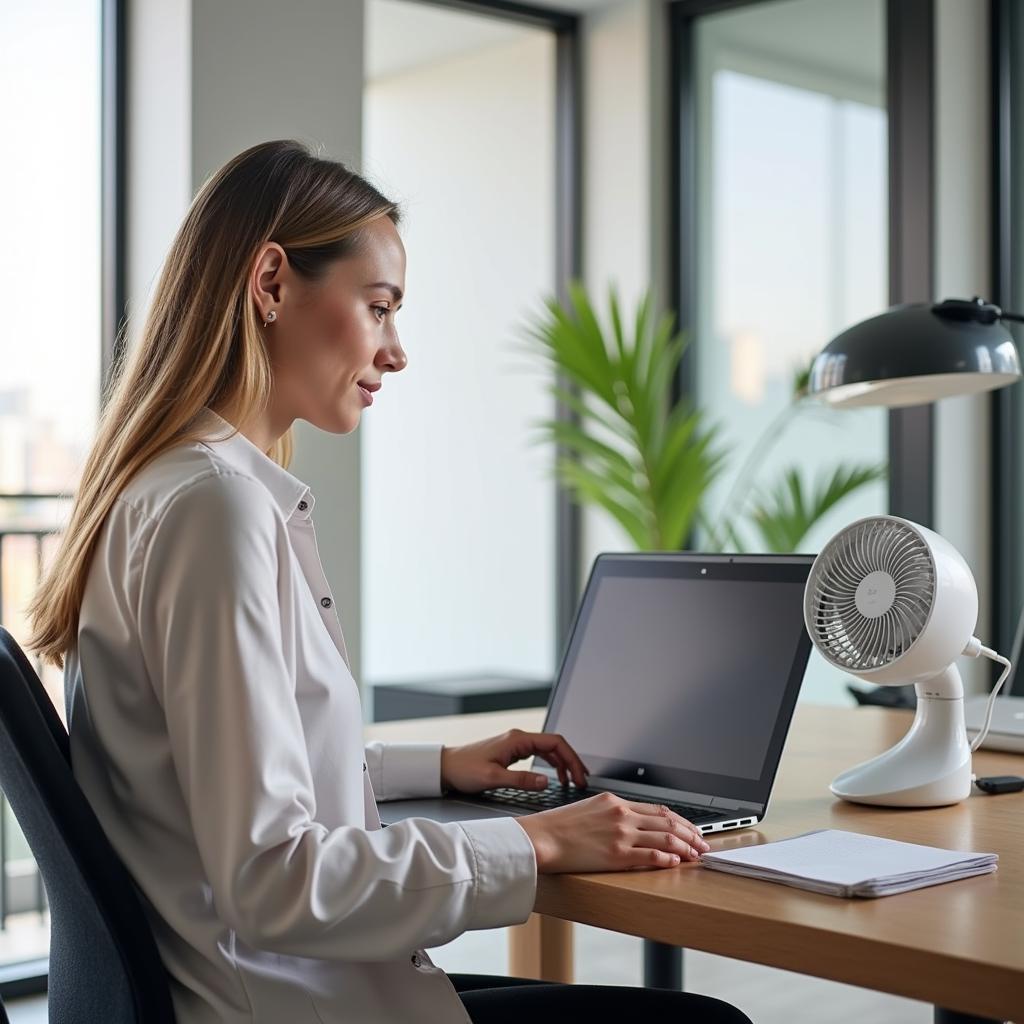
[934,0,992,694]
[362,31,557,684]
[128,0,367,677]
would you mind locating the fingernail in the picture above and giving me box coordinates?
[533,775,548,788]
[671,855,681,864]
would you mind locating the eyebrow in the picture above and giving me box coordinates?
[367,282,404,303]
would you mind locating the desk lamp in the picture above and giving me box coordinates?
[808,297,1021,407]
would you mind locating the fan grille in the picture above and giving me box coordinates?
[807,517,935,672]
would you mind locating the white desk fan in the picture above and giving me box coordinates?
[804,515,1012,807]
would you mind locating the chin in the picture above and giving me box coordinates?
[305,405,361,436]
[335,403,364,435]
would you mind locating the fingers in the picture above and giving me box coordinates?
[599,794,709,868]
[495,768,549,791]
[543,749,571,788]
[632,812,709,852]
[520,732,588,788]
[628,828,701,862]
[628,849,683,870]
[625,800,702,837]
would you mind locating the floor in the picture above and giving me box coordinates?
[3,925,933,1023]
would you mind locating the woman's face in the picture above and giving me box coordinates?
[254,215,408,436]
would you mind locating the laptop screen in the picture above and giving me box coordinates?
[539,553,814,808]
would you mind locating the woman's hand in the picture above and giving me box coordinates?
[440,729,588,794]
[517,792,711,873]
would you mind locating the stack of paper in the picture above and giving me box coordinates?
[700,829,998,898]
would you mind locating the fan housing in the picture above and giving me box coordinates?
[805,516,977,685]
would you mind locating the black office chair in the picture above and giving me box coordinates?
[0,627,176,1023]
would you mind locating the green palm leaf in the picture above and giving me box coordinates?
[748,463,888,553]
[523,286,722,549]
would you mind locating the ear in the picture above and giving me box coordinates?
[250,242,288,322]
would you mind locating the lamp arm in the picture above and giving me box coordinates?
[1000,310,1024,324]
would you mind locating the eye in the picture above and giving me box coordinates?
[372,305,389,322]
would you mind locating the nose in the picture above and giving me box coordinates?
[377,332,407,374]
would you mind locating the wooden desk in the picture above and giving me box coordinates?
[366,704,1024,1022]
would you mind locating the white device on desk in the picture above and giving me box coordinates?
[804,515,1012,807]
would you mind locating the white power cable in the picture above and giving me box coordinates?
[968,646,1012,753]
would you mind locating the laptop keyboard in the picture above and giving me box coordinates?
[482,786,722,824]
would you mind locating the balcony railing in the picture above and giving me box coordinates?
[0,494,68,960]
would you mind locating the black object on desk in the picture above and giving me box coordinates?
[975,775,1024,794]
[371,674,551,722]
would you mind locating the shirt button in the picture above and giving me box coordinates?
[297,499,309,512]
[320,597,332,609]
[411,954,422,968]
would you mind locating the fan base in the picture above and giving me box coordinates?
[830,667,973,808]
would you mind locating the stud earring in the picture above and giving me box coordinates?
[263,310,278,327]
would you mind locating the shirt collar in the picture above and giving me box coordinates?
[194,408,314,521]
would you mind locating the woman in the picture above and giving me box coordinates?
[28,141,751,1024]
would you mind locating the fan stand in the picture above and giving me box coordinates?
[830,664,973,807]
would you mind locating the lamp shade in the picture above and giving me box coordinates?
[808,298,1022,408]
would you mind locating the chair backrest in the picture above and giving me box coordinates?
[0,627,175,1023]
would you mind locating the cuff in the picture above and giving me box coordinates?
[457,816,538,931]
[366,741,443,800]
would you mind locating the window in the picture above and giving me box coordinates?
[0,0,105,976]
[2,2,102,498]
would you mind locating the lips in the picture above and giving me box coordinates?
[357,380,380,406]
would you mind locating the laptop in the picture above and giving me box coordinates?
[379,552,814,835]
[965,696,1024,753]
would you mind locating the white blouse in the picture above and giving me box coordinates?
[64,409,537,1023]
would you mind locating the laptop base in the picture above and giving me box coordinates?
[378,789,758,834]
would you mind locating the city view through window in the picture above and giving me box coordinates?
[1,0,103,971]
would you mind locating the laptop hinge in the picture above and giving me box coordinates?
[578,776,764,817]
[590,779,761,816]
[591,779,715,807]
[709,797,764,815]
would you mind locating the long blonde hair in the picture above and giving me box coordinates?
[27,140,399,667]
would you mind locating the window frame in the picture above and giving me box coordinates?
[991,0,1024,690]
[101,0,128,392]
